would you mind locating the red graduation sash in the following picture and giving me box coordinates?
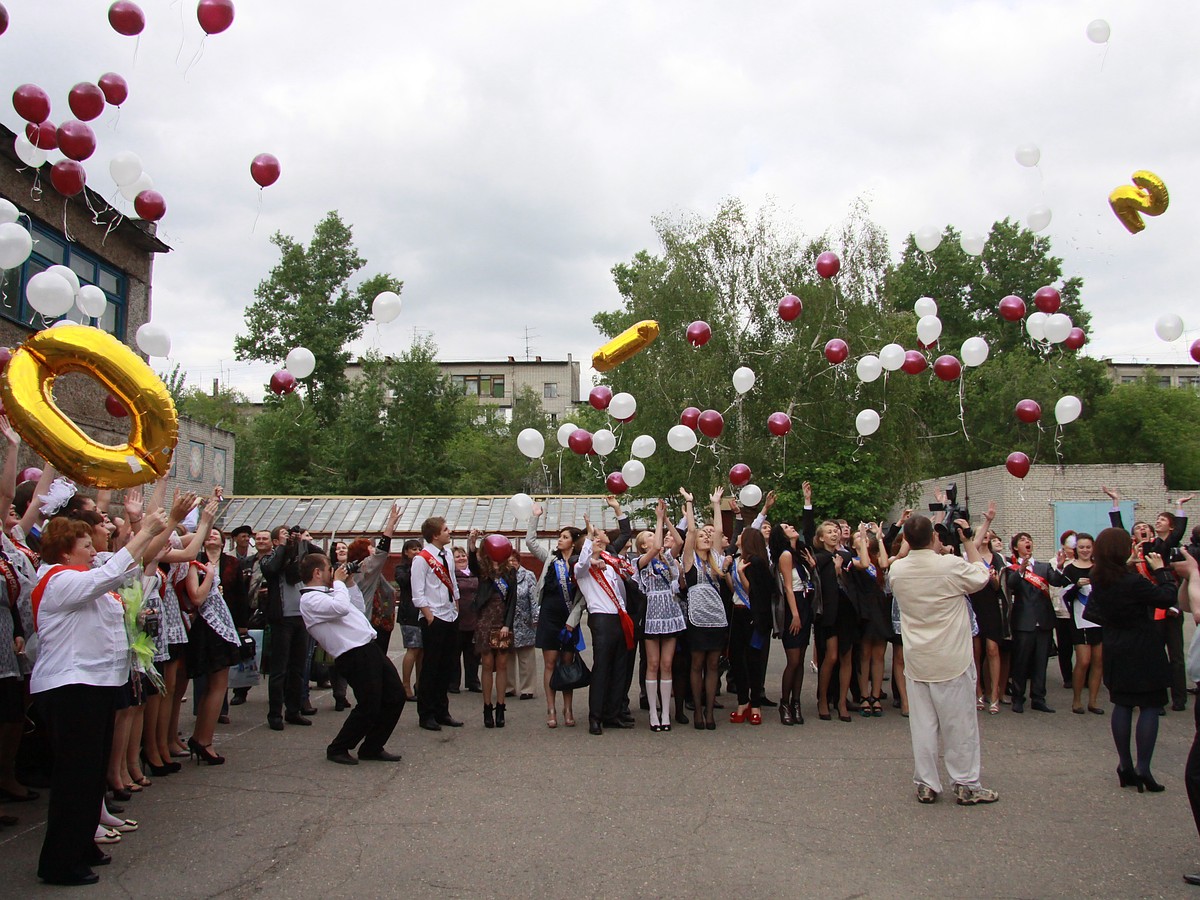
[590,564,635,650]
[418,549,456,595]
[31,564,89,631]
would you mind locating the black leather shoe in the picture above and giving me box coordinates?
[603,718,634,729]
[1011,701,1025,714]
[358,749,402,762]
[436,716,463,728]
[334,698,350,712]
[326,751,359,765]
[40,869,99,886]
[760,697,777,708]
[419,719,442,731]
[1174,702,1188,712]
[91,853,112,867]
[448,686,461,694]
[300,705,318,716]
[284,714,312,726]
[229,694,246,706]
[268,716,284,731]
[588,717,603,735]
[520,693,534,700]
[1031,701,1055,713]
[1183,873,1200,886]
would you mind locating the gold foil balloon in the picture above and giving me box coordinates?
[1109,170,1169,234]
[1,325,177,487]
[592,319,660,372]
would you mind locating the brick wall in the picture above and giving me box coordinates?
[159,416,236,497]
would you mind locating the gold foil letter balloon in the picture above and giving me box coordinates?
[1109,170,1169,234]
[592,320,660,372]
[1,325,177,487]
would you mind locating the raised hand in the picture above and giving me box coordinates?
[802,481,812,505]
[655,498,667,520]
[605,495,621,512]
[710,486,724,504]
[0,413,19,446]
[1102,485,1119,502]
[678,487,693,504]
[123,485,144,520]
[985,500,996,522]
[200,498,219,521]
[531,502,544,518]
[143,508,169,537]
[763,490,777,512]
[168,490,197,524]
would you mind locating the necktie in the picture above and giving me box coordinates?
[440,550,452,597]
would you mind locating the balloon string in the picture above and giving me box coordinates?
[183,36,207,80]
[881,370,889,415]
[174,0,186,65]
[957,374,969,441]
[61,199,75,243]
[251,188,263,234]
[30,169,43,203]
[1054,424,1064,465]
[133,35,141,69]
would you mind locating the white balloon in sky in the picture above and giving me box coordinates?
[914,226,942,253]
[1044,313,1073,344]
[591,429,617,456]
[960,232,987,256]
[1086,19,1111,43]
[119,172,154,203]
[1014,143,1041,167]
[136,322,172,357]
[0,199,18,225]
[556,422,577,449]
[109,151,144,188]
[76,284,109,318]
[630,434,656,459]
[913,296,938,318]
[621,459,646,488]
[1027,205,1052,232]
[879,343,906,372]
[856,355,882,384]
[1154,314,1184,342]
[1026,311,1048,342]
[47,264,80,295]
[0,222,33,269]
[13,134,47,168]
[25,271,75,317]
[285,347,316,379]
[372,291,402,324]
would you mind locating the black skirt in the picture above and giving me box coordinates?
[186,617,241,675]
[687,624,729,653]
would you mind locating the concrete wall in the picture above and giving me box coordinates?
[160,416,237,497]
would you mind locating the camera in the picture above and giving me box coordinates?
[342,559,363,575]
[930,482,972,551]
[143,608,160,639]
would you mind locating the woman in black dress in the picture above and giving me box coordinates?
[849,524,891,717]
[527,504,583,728]
[809,517,853,723]
[769,522,814,725]
[1061,533,1103,714]
[968,505,1009,715]
[680,487,729,731]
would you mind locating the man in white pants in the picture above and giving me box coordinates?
[889,514,999,806]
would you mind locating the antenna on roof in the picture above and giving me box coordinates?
[524,326,539,361]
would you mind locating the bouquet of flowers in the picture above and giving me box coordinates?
[118,579,164,693]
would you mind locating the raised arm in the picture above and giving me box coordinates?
[162,496,212,562]
[18,462,56,537]
[1167,495,1191,548]
[525,502,551,563]
[139,490,197,565]
[467,529,482,577]
[0,415,20,516]
[606,495,633,555]
[801,481,815,546]
[680,488,697,571]
[975,500,995,553]
[638,500,666,571]
[1102,485,1124,528]
[710,486,726,552]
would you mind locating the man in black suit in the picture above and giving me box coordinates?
[1003,533,1065,714]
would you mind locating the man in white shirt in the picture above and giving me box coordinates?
[572,523,633,735]
[299,553,405,765]
[411,517,463,731]
[888,514,999,806]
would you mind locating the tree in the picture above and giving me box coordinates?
[234,211,402,424]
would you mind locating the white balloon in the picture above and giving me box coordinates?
[879,343,906,372]
[76,284,108,318]
[1044,313,1073,344]
[1014,143,1041,167]
[1026,311,1048,342]
[47,264,81,295]
[916,315,943,346]
[26,270,75,316]
[0,199,17,225]
[1027,205,1052,232]
[959,232,987,256]
[592,428,617,456]
[509,492,534,518]
[557,423,577,449]
[1155,314,1185,342]
[739,484,763,507]
[1055,395,1082,425]
[135,322,172,357]
[516,428,544,459]
[109,151,143,188]
[0,222,33,269]
[285,347,316,379]
[667,424,698,453]
[1086,18,1110,43]
[119,172,154,203]
[914,296,938,318]
[630,434,656,459]
[621,459,646,488]
[914,225,942,253]
[961,336,990,367]
[13,134,46,168]
[608,392,637,420]
[855,408,881,437]
[732,366,756,395]
[856,355,882,383]
[372,290,402,324]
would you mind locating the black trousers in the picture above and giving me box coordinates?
[417,617,457,722]
[1165,614,1187,707]
[449,629,480,689]
[330,642,406,755]
[375,628,392,654]
[1186,699,1200,840]
[1054,616,1075,686]
[588,613,628,723]
[1011,628,1052,704]
[268,616,309,718]
[729,607,766,706]
[37,684,117,880]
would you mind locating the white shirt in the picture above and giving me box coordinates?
[574,539,626,615]
[299,582,377,659]
[411,542,459,623]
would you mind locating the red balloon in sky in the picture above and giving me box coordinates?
[108,1,145,36]
[767,412,791,436]
[105,393,129,418]
[933,355,962,382]
[0,347,11,372]
[567,429,593,455]
[680,406,701,429]
[729,463,752,487]
[816,251,841,279]
[68,83,105,121]
[697,409,724,439]
[0,5,9,36]
[269,369,296,395]
[778,294,802,322]
[56,120,96,161]
[1006,451,1031,479]
[98,73,129,106]
[824,338,849,364]
[482,533,513,562]
[605,472,628,495]
[1191,339,1200,364]
[1064,327,1086,350]
[1014,399,1042,423]
[1034,286,1061,314]
[197,0,235,34]
[49,160,86,197]
[250,153,281,188]
[999,295,1026,322]
[25,121,57,150]
[901,350,927,374]
[588,385,612,411]
[12,84,50,124]
[134,190,166,222]
[686,320,712,348]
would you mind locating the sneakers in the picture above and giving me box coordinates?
[953,784,1000,805]
[915,784,938,804]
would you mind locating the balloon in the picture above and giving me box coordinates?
[76,285,108,318]
[608,392,636,419]
[269,370,296,394]
[933,355,962,382]
[483,534,513,562]
[855,408,881,437]
[47,264,80,295]
[372,290,402,323]
[49,160,86,197]
[14,134,47,168]
[960,232,987,256]
[997,295,1025,323]
[588,385,613,410]
[1026,205,1052,232]
[134,190,166,222]
[856,355,882,383]
[916,315,942,345]
[914,226,942,253]
[98,73,129,106]
[914,296,937,318]
[815,252,840,279]
[25,121,56,150]
[824,339,849,365]
[767,412,791,436]
[250,152,281,188]
[1191,339,1200,364]
[556,422,577,449]
[0,4,7,35]
[879,343,905,372]
[686,320,712,348]
[18,467,42,484]
[697,410,724,439]
[12,84,50,124]
[0,324,176,487]
[119,172,154,202]
[0,223,33,269]
[732,366,755,394]
[901,350,927,375]
[739,484,763,507]
[285,347,315,378]
[667,424,697,453]
[105,393,128,418]
[1014,400,1041,423]
[729,463,752,487]
[593,319,659,372]
[567,429,593,455]
[1109,170,1170,234]
[68,83,105,122]
[1044,313,1072,344]
[680,407,700,429]
[1014,143,1040,167]
[621,459,646,488]
[1064,327,1086,350]
[1006,451,1031,479]
[961,336,989,367]
[516,428,544,459]
[1055,395,1082,425]
[26,271,75,317]
[56,120,96,161]
[778,294,802,322]
[1155,314,1184,342]
[509,492,533,518]
[1026,311,1048,341]
[605,472,628,495]
[108,1,145,35]
[0,200,15,226]
[592,429,616,456]
[630,435,656,458]
[1086,18,1110,43]
[136,322,171,357]
[1034,286,1061,314]
[197,0,235,34]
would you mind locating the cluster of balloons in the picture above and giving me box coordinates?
[109,1,237,38]
[997,287,1085,349]
[267,347,315,394]
[24,264,112,322]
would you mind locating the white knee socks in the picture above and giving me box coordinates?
[646,679,659,727]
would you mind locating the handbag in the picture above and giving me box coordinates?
[549,647,591,692]
[487,627,512,650]
[237,632,256,661]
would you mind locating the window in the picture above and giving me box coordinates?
[544,382,558,399]
[459,375,504,399]
[491,376,505,399]
[549,412,558,424]
[1158,376,1172,388]
[1120,375,1138,384]
[1179,375,1200,390]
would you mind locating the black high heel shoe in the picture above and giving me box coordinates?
[141,751,180,777]
[483,704,494,728]
[1117,767,1137,788]
[1136,771,1165,793]
[187,737,225,766]
[495,704,505,728]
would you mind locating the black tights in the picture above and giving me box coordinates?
[1111,703,1160,773]
[782,647,805,706]
[690,650,720,723]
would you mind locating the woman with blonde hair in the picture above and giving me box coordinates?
[680,487,729,731]
[635,499,684,732]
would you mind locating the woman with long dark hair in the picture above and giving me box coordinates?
[528,504,583,728]
[728,527,774,726]
[849,524,891,717]
[1062,533,1104,715]
[769,522,814,725]
[811,518,853,723]
[467,530,516,728]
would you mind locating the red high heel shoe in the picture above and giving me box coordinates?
[748,710,763,725]
[729,708,747,724]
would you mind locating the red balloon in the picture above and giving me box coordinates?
[68,83,105,122]
[588,385,613,411]
[680,406,701,429]
[686,320,712,348]
[482,533,513,562]
[901,350,927,374]
[1064,327,1086,350]
[18,467,43,484]
[1006,451,1031,479]
[49,160,86,197]
[729,463,752,487]
[105,393,129,418]
[933,355,962,382]
[197,0,235,34]
[134,189,166,221]
[824,338,849,364]
[56,120,96,161]
[1034,286,1061,314]
[767,412,791,436]
[0,4,8,36]
[250,153,281,188]
[1014,399,1041,423]
[97,73,129,106]
[108,1,145,36]
[567,429,593,455]
[269,369,296,395]
[999,295,1026,322]
[24,121,56,150]
[697,409,724,439]
[605,472,629,495]
[0,347,11,372]
[1191,339,1200,364]
[778,294,802,322]
[617,412,636,423]
[917,338,938,351]
[816,251,841,279]
[12,84,50,124]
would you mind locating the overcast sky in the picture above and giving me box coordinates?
[2,0,1198,400]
